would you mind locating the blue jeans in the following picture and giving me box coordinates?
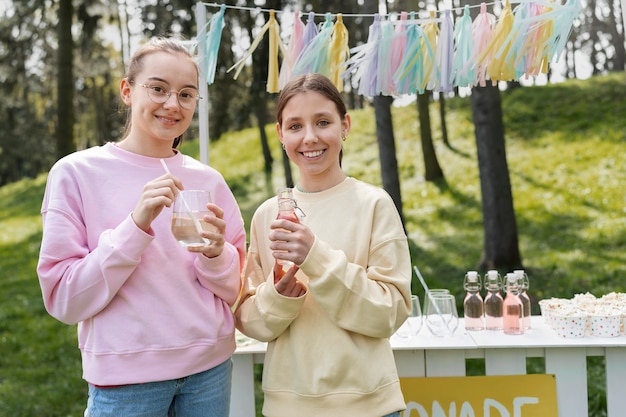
[85,359,232,417]
[383,413,402,417]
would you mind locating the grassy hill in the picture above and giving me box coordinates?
[1,72,624,416]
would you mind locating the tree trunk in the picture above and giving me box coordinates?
[471,84,522,271]
[56,0,75,159]
[373,95,405,226]
[439,94,450,148]
[417,93,444,181]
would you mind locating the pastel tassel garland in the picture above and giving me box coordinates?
[212,1,581,94]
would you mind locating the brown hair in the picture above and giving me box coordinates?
[276,73,348,126]
[121,37,198,148]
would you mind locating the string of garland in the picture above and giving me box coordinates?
[193,0,582,96]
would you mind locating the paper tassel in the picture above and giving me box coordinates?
[434,9,454,92]
[523,3,554,77]
[451,5,475,88]
[327,14,350,91]
[302,11,318,48]
[198,4,225,85]
[388,11,409,95]
[546,0,582,62]
[376,17,395,95]
[422,11,439,93]
[485,2,516,81]
[471,3,497,87]
[393,12,434,95]
[292,13,334,77]
[279,11,306,89]
[226,9,287,93]
[343,14,382,97]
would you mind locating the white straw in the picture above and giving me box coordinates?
[413,265,452,333]
[160,159,210,245]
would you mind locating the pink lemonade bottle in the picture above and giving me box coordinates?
[274,188,301,281]
[463,271,484,331]
[483,270,503,330]
[503,273,524,335]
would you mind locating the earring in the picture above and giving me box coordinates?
[341,134,347,141]
[281,143,286,150]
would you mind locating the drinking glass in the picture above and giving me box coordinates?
[424,293,459,337]
[171,190,215,247]
[396,295,423,338]
[423,289,450,309]
[407,295,423,336]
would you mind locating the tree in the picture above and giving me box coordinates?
[56,0,75,159]
[471,84,522,271]
[417,93,444,181]
[461,0,522,272]
[373,95,405,225]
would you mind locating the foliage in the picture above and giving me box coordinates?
[1,73,625,416]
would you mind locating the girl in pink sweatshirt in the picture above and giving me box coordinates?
[37,37,245,416]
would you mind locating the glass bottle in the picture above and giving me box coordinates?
[275,188,300,278]
[503,273,524,335]
[483,270,503,330]
[514,269,532,330]
[463,271,484,331]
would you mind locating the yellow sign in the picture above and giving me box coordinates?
[400,374,558,417]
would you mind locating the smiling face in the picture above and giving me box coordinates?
[120,50,199,157]
[277,90,351,192]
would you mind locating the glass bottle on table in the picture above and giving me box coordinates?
[503,273,524,335]
[463,271,484,331]
[483,270,503,330]
[514,269,532,330]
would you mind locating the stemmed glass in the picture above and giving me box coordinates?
[396,295,423,338]
[424,293,459,337]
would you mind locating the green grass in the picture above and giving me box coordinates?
[1,72,625,416]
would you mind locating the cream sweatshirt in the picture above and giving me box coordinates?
[236,177,412,417]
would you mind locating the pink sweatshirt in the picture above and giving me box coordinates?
[37,143,246,386]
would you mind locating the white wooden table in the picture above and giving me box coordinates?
[230,316,626,417]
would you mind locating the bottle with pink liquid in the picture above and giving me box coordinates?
[483,270,503,330]
[274,188,303,281]
[503,273,524,335]
[463,271,484,331]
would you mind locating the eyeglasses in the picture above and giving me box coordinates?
[135,81,201,109]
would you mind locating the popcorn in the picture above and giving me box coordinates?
[539,292,626,337]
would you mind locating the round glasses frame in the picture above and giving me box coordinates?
[134,82,202,109]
